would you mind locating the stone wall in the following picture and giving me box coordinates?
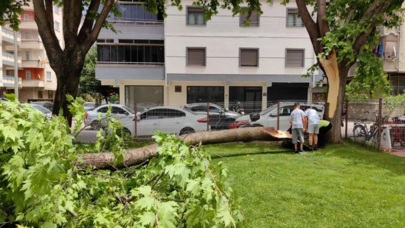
[347,102,405,121]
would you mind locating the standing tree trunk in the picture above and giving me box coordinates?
[53,62,84,125]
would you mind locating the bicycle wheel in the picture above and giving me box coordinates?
[353,125,367,142]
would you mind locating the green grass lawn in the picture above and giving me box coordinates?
[204,141,405,228]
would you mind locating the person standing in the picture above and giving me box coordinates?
[289,102,306,154]
[304,107,320,151]
[318,120,332,149]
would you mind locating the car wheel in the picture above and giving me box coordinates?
[123,128,132,135]
[180,127,195,135]
[91,120,101,130]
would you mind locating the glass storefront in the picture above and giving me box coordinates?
[125,86,164,112]
[390,75,405,95]
[187,86,224,104]
[229,86,262,113]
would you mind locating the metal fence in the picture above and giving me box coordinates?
[129,100,317,140]
[343,98,405,151]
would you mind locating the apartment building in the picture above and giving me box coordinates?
[0,27,22,95]
[1,3,63,102]
[96,0,321,112]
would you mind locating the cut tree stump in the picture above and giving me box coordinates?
[78,127,291,170]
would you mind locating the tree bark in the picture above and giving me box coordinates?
[77,127,291,170]
[52,60,84,126]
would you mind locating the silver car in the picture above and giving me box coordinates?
[184,103,241,118]
[84,104,135,130]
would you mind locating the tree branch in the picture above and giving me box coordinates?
[63,0,83,48]
[317,0,330,36]
[33,0,62,69]
[44,0,54,30]
[295,0,322,54]
[78,0,101,45]
[81,0,115,52]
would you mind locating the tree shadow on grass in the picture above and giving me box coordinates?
[209,149,295,159]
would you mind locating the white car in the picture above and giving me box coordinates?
[234,102,324,130]
[84,104,135,130]
[22,104,53,119]
[120,106,208,137]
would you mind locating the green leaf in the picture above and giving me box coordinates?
[139,212,156,226]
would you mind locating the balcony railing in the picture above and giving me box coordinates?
[96,61,164,66]
[107,19,164,25]
[2,52,22,60]
[1,27,20,36]
[3,76,22,87]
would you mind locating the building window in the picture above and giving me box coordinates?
[97,45,164,64]
[48,90,53,99]
[187,48,206,66]
[25,52,30,60]
[54,21,60,31]
[54,5,59,14]
[187,7,205,25]
[240,48,259,67]
[24,13,29,21]
[125,86,164,111]
[26,70,31,80]
[187,86,224,103]
[390,75,405,95]
[46,71,52,81]
[38,91,43,99]
[287,9,303,27]
[23,33,29,39]
[285,49,305,67]
[107,4,162,23]
[239,9,260,26]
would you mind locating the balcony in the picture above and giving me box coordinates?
[20,39,44,50]
[1,27,20,45]
[2,76,22,88]
[22,60,46,69]
[18,19,37,30]
[22,79,45,88]
[2,52,22,67]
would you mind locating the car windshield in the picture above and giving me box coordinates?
[121,106,135,114]
[32,105,51,114]
[84,103,95,107]
[259,104,278,115]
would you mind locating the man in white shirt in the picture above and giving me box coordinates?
[289,103,307,154]
[304,107,320,151]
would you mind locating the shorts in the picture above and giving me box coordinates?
[292,128,304,144]
[308,124,319,134]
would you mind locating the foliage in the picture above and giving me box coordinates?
[205,141,405,227]
[345,53,391,102]
[108,94,119,103]
[384,93,405,110]
[0,95,242,227]
[0,0,29,30]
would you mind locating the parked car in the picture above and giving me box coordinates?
[83,102,96,111]
[84,104,135,130]
[0,98,8,102]
[22,104,53,119]
[184,103,241,118]
[120,106,208,137]
[30,102,53,111]
[233,102,324,130]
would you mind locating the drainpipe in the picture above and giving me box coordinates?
[14,31,19,100]
[396,25,401,71]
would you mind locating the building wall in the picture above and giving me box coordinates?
[18,68,44,80]
[164,0,316,76]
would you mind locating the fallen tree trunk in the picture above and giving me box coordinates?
[78,127,291,170]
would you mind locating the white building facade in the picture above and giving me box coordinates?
[96,0,320,113]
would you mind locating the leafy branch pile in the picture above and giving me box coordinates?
[0,96,243,227]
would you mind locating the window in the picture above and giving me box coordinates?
[46,71,52,81]
[54,5,59,14]
[187,7,205,25]
[26,70,31,80]
[98,107,108,113]
[48,91,53,99]
[23,33,29,39]
[390,75,405,95]
[108,4,161,23]
[279,106,294,116]
[54,21,60,31]
[97,45,164,64]
[38,91,43,99]
[240,48,259,67]
[187,86,224,103]
[159,109,186,119]
[25,52,30,60]
[239,9,259,26]
[285,49,305,67]
[112,107,127,114]
[24,13,29,21]
[187,48,206,66]
[287,9,303,27]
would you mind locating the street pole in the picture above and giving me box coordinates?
[13,31,19,100]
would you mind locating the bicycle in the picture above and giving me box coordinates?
[353,110,388,145]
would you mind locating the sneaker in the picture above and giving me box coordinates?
[314,146,318,151]
[299,149,305,154]
[294,150,299,154]
[308,146,313,151]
